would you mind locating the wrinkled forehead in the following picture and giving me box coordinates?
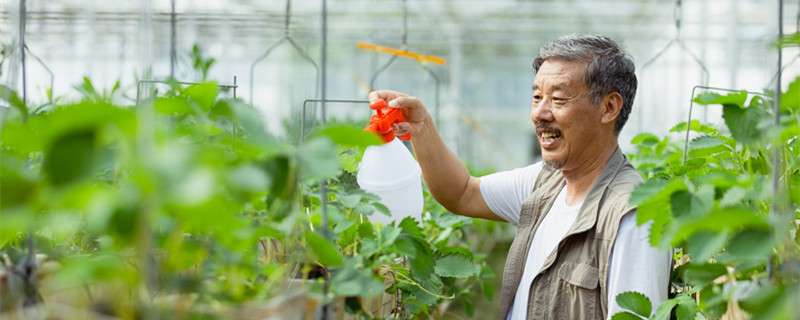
[532,59,589,91]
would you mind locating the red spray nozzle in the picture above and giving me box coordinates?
[364,99,411,143]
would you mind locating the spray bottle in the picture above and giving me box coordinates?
[357,99,423,225]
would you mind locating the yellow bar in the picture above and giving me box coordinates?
[357,42,446,65]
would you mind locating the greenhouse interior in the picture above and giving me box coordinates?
[1,0,799,319]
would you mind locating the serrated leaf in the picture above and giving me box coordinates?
[670,120,717,134]
[305,231,343,266]
[722,103,765,145]
[693,91,748,106]
[398,216,425,238]
[407,274,442,306]
[675,294,698,320]
[688,136,731,157]
[434,254,477,278]
[616,291,652,318]
[403,235,435,281]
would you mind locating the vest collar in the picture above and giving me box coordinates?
[568,146,627,235]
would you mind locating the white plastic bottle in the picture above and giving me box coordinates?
[357,100,424,225]
[357,139,423,225]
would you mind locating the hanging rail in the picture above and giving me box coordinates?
[638,0,710,132]
[358,0,445,129]
[249,0,320,105]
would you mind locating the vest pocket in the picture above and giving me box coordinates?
[557,262,599,289]
[552,262,601,319]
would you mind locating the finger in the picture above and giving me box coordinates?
[394,122,412,136]
[368,90,406,103]
[387,95,422,110]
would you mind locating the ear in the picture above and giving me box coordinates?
[600,92,623,126]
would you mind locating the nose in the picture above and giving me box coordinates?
[531,98,554,125]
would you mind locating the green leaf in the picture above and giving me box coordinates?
[0,84,27,120]
[781,76,800,112]
[686,230,728,262]
[330,265,384,297]
[43,129,98,186]
[310,124,382,147]
[630,133,660,146]
[615,291,652,318]
[406,274,443,306]
[670,120,717,134]
[297,137,341,181]
[182,82,218,111]
[630,179,686,207]
[693,90,748,106]
[672,208,768,243]
[610,312,645,320]
[305,231,343,266]
[434,254,477,278]
[726,228,775,260]
[722,102,766,145]
[688,136,731,157]
[720,186,747,207]
[651,298,680,320]
[430,211,473,229]
[155,96,193,116]
[674,294,698,320]
[669,186,713,219]
[682,263,727,287]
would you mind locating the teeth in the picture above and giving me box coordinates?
[541,132,559,139]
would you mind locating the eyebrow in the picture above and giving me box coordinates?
[532,83,570,91]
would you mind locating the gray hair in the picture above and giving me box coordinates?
[532,34,637,136]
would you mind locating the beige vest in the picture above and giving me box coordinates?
[499,148,643,319]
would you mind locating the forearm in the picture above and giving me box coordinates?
[410,114,500,220]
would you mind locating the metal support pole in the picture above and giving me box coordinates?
[170,0,177,78]
[19,0,27,108]
[320,0,330,318]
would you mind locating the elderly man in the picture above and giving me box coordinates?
[369,34,670,319]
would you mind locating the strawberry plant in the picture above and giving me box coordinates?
[0,70,497,318]
[614,67,800,318]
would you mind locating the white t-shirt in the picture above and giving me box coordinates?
[479,162,670,320]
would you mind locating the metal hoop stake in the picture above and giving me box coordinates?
[682,86,768,165]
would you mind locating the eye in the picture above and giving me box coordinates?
[533,94,542,102]
[553,96,566,104]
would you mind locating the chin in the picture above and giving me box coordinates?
[543,158,566,170]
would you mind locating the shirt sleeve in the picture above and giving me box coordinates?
[478,162,543,226]
[605,212,672,319]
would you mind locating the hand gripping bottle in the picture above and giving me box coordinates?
[357,99,423,225]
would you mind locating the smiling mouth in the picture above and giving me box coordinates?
[540,131,561,143]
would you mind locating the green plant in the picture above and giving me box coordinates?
[613,76,800,318]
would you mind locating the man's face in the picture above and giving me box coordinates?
[531,59,604,171]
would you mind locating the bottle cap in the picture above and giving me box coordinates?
[363,99,411,143]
